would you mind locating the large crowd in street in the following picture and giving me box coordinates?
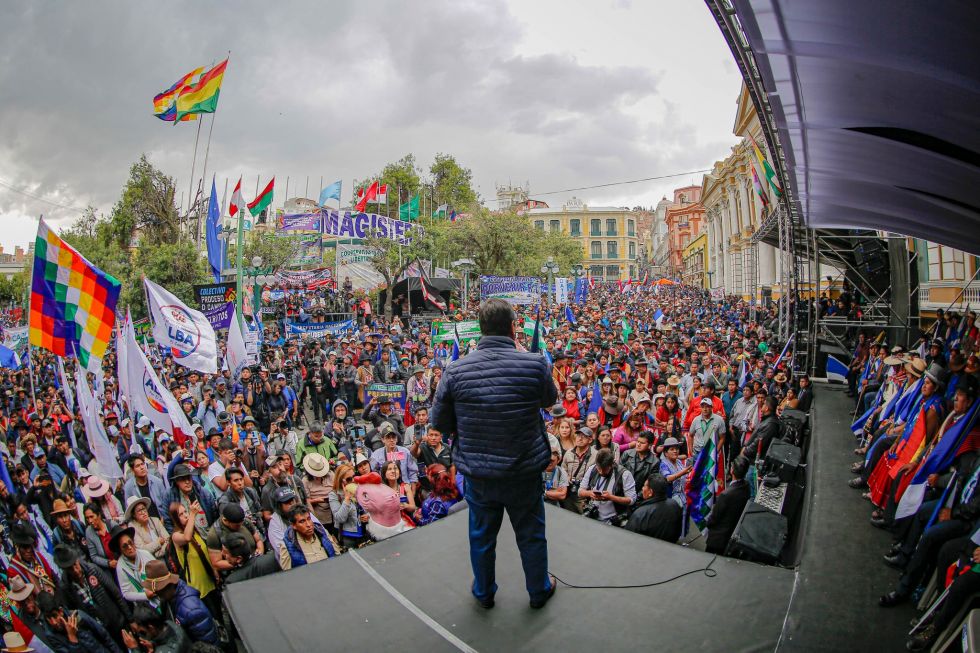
[2,275,976,651]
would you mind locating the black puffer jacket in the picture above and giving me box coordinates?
[431,336,558,479]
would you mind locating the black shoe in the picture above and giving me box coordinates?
[888,542,903,555]
[472,582,494,609]
[879,590,908,607]
[907,624,936,650]
[871,516,889,529]
[848,477,866,488]
[883,553,907,569]
[530,574,557,609]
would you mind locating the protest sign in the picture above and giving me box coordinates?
[285,319,356,337]
[204,302,234,330]
[366,382,407,409]
[194,282,237,312]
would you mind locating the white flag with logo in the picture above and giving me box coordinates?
[145,277,217,373]
[226,305,249,381]
[76,371,123,480]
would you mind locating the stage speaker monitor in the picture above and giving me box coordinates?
[765,439,802,482]
[726,502,788,564]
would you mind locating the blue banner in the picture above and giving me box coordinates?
[479,275,540,305]
[204,302,234,331]
[321,209,423,245]
[285,319,356,337]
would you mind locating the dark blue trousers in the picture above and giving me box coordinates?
[465,474,551,603]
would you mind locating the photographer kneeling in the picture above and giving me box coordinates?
[578,448,636,526]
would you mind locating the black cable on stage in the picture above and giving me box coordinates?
[552,554,718,590]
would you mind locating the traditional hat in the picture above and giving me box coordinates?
[81,475,111,500]
[924,363,948,390]
[49,499,73,517]
[2,631,34,652]
[107,524,136,556]
[124,496,152,522]
[52,543,80,569]
[302,452,330,478]
[905,358,927,378]
[141,559,179,594]
[6,577,34,603]
[10,522,36,547]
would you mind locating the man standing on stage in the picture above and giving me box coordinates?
[431,298,559,610]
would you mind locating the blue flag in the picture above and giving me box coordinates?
[205,178,223,283]
[653,308,664,330]
[319,180,342,207]
[564,305,577,325]
[896,397,980,519]
[826,354,849,383]
[737,358,748,388]
[0,343,21,369]
[451,324,461,363]
[587,381,603,416]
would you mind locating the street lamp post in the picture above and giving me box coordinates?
[541,256,559,305]
[451,258,476,309]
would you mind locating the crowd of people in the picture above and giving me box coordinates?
[843,309,980,651]
[0,278,820,652]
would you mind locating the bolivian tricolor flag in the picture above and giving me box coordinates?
[175,59,228,122]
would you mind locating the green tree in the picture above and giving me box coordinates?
[355,154,423,219]
[59,156,210,317]
[446,208,583,277]
[430,153,479,214]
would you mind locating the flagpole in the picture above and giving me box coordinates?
[197,112,217,247]
[187,117,203,219]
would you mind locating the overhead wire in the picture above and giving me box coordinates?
[0,177,84,212]
[485,168,713,203]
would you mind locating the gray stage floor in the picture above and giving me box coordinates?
[227,504,795,652]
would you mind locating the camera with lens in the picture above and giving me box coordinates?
[583,504,600,520]
[568,479,581,495]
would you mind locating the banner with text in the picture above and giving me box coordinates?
[277,212,321,233]
[285,319,356,337]
[479,276,540,305]
[366,382,407,409]
[321,209,424,245]
[288,234,323,266]
[555,277,570,305]
[431,319,481,345]
[194,282,237,312]
[204,302,235,330]
[337,243,384,291]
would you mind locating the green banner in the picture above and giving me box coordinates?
[133,318,155,345]
[432,319,481,345]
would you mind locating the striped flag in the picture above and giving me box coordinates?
[685,433,724,528]
[896,398,980,519]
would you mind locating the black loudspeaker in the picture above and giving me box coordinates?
[765,440,802,483]
[726,502,788,563]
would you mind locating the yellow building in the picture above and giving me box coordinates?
[529,197,641,281]
[682,233,708,289]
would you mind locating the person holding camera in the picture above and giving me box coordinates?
[561,425,596,514]
[578,448,636,526]
[207,438,252,493]
[542,449,569,506]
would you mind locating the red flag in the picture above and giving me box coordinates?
[229,176,244,217]
[355,181,379,212]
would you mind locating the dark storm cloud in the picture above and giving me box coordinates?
[0,0,731,240]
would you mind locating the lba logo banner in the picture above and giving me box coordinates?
[145,278,217,373]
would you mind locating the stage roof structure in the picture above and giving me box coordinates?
[715,0,980,254]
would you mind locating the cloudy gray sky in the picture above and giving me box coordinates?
[0,0,742,251]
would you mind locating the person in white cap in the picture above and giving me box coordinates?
[687,396,726,460]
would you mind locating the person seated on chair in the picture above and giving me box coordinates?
[625,474,683,542]
[704,456,752,554]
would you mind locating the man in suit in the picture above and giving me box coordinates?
[625,474,683,542]
[705,455,752,554]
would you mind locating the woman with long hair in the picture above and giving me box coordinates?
[328,463,367,549]
[167,500,219,617]
[592,425,621,464]
[380,459,417,524]
[554,418,576,455]
[561,387,583,422]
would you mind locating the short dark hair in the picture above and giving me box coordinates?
[288,504,311,524]
[132,604,166,630]
[646,473,669,498]
[225,466,245,481]
[731,455,750,480]
[478,299,516,337]
[595,448,615,469]
[764,396,779,414]
[636,431,653,443]
[217,437,236,452]
[127,454,146,469]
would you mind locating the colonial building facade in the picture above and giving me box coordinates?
[529,198,641,281]
[663,186,705,274]
[701,84,781,299]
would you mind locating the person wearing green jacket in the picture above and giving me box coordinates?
[294,422,338,468]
